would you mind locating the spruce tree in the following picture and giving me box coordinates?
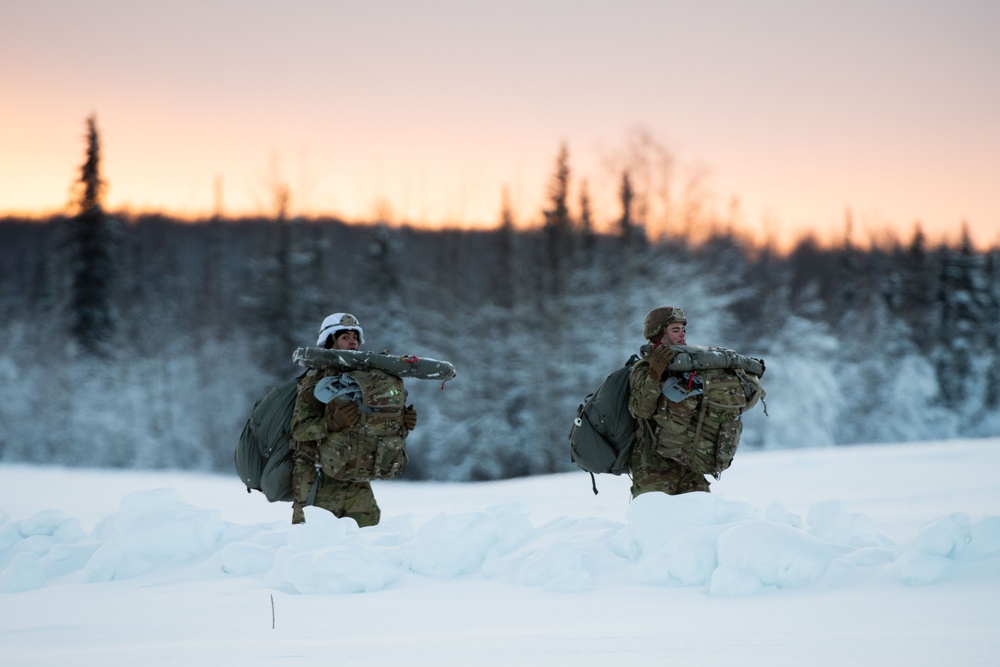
[69,115,116,358]
[578,180,595,257]
[982,248,1000,413]
[618,170,636,247]
[542,143,573,294]
[897,223,937,348]
[494,186,518,310]
[933,225,982,411]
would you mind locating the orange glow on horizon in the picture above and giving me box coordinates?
[2,119,994,255]
[1,186,991,256]
[1,135,993,255]
[1,123,993,255]
[2,3,997,255]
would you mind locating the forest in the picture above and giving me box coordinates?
[1,121,998,481]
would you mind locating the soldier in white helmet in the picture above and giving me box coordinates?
[288,312,417,526]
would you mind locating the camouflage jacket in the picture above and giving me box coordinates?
[628,355,664,420]
[628,347,758,475]
[628,354,704,436]
[290,366,409,444]
[290,365,410,481]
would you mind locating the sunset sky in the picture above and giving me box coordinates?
[2,0,998,249]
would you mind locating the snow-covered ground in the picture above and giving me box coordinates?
[2,438,999,666]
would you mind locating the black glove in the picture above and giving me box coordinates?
[757,358,766,377]
[646,345,675,383]
[402,404,418,431]
[325,400,360,431]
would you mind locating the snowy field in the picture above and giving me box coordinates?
[2,438,999,666]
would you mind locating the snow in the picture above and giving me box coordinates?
[2,439,999,666]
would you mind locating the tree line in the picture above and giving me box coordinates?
[0,117,997,480]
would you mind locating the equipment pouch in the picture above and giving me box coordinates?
[701,369,748,410]
[320,431,407,482]
[714,419,743,473]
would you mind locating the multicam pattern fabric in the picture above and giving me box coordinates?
[292,367,409,480]
[290,451,380,527]
[629,445,711,496]
[289,366,410,526]
[628,355,758,497]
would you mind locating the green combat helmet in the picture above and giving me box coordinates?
[643,306,687,342]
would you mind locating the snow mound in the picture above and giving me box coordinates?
[3,485,999,597]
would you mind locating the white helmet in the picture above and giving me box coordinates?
[317,312,365,346]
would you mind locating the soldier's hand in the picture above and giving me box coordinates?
[646,345,675,383]
[402,404,418,431]
[325,399,360,432]
[757,358,766,377]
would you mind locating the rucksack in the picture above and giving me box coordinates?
[234,376,301,502]
[569,346,766,493]
[653,365,763,477]
[640,344,766,478]
[568,355,640,492]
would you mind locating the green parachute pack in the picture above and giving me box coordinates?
[568,356,640,480]
[568,345,765,493]
[235,348,456,502]
[235,377,300,502]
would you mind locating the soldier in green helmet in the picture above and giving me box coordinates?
[289,312,418,527]
[627,306,764,497]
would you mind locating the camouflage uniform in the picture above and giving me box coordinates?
[627,306,700,496]
[289,366,409,527]
[628,356,713,497]
[626,306,763,497]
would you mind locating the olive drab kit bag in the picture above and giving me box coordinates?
[568,356,640,485]
[235,377,300,502]
[569,345,765,492]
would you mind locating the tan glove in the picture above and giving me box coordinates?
[325,399,360,432]
[402,404,418,431]
[646,345,675,383]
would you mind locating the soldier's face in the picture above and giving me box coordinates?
[663,323,686,345]
[333,331,360,350]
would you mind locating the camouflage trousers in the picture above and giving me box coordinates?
[629,437,711,498]
[291,449,381,527]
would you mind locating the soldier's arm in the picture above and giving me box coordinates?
[628,361,661,418]
[290,373,329,442]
